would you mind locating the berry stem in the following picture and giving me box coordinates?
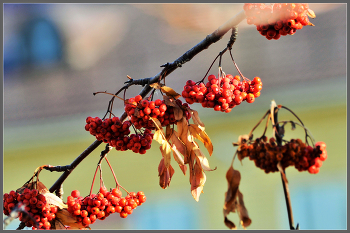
[280,106,314,147]
[273,107,296,230]
[90,163,101,196]
[229,50,250,82]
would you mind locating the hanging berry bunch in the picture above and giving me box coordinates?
[183,74,262,112]
[3,166,70,230]
[243,3,316,40]
[235,136,327,174]
[85,116,153,154]
[232,101,327,174]
[182,46,263,112]
[64,149,147,228]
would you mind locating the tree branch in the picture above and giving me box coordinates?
[49,9,247,194]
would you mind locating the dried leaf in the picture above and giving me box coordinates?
[224,166,241,213]
[160,143,172,168]
[55,208,88,230]
[160,86,181,99]
[171,144,185,166]
[178,164,187,175]
[176,116,188,142]
[224,216,237,230]
[189,124,213,156]
[277,162,288,183]
[307,8,316,18]
[150,83,163,89]
[158,158,175,189]
[165,124,173,141]
[163,95,177,107]
[170,129,186,154]
[190,162,206,202]
[153,129,165,144]
[173,106,184,121]
[43,192,68,209]
[223,166,246,230]
[193,147,215,171]
[237,190,251,228]
[150,117,163,130]
[190,109,205,128]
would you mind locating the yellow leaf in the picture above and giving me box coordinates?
[153,129,165,144]
[160,143,172,168]
[160,86,181,99]
[150,83,162,89]
[188,124,213,156]
[307,8,316,18]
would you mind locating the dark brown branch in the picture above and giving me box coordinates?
[49,10,247,194]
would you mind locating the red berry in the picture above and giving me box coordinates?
[159,104,167,112]
[83,217,91,226]
[308,165,319,174]
[246,93,255,103]
[135,95,142,103]
[71,190,80,198]
[120,211,128,218]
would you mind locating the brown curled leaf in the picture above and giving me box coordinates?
[158,157,175,189]
[189,124,213,156]
[163,95,177,107]
[223,165,245,230]
[173,105,184,121]
[224,166,241,214]
[224,216,237,230]
[237,190,251,229]
[55,208,88,230]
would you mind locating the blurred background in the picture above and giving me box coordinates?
[3,3,346,230]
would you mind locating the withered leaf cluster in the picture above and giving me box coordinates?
[151,85,214,201]
[223,166,251,229]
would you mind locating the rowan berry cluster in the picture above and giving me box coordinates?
[244,3,314,40]
[66,187,146,228]
[3,188,57,230]
[124,95,190,128]
[182,74,262,112]
[237,137,327,174]
[84,116,153,154]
